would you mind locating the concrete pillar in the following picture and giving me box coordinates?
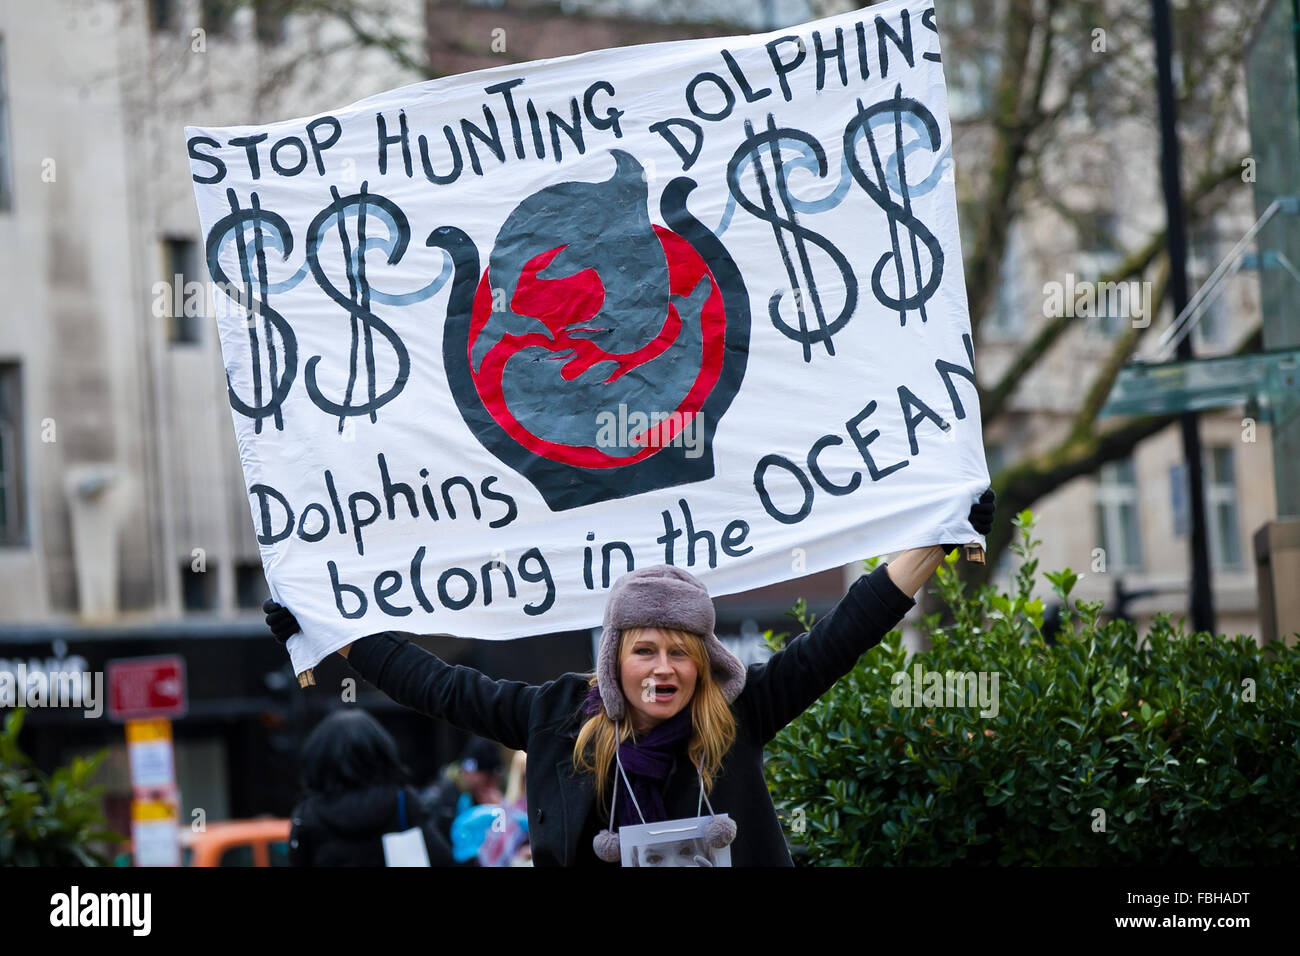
[63,463,121,622]
[1253,518,1300,645]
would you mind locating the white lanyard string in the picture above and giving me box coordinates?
[611,719,646,824]
[611,718,711,827]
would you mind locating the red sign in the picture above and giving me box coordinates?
[107,656,187,721]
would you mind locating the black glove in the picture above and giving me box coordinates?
[264,598,301,645]
[969,488,995,536]
[941,488,995,552]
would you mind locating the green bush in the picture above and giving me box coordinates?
[0,709,122,865]
[764,511,1300,865]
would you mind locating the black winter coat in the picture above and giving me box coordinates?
[344,563,915,866]
[289,783,455,867]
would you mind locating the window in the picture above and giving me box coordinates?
[163,237,202,345]
[1082,288,1129,340]
[946,56,994,121]
[1076,248,1128,341]
[0,362,26,546]
[940,2,995,121]
[985,441,1005,478]
[1081,63,1116,127]
[1095,457,1143,572]
[1170,448,1242,569]
[235,561,270,609]
[1189,229,1226,349]
[1078,209,1120,257]
[202,0,236,36]
[1169,462,1189,536]
[1205,446,1242,568]
[149,0,179,32]
[181,561,217,611]
[989,246,1025,338]
[0,35,13,212]
[255,0,289,45]
[987,225,1030,339]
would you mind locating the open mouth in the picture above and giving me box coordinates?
[654,685,677,701]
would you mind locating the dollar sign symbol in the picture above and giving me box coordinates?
[304,182,412,433]
[206,189,298,433]
[844,84,946,326]
[727,115,858,362]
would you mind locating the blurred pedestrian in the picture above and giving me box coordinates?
[289,708,455,866]
[419,735,504,850]
[476,750,530,866]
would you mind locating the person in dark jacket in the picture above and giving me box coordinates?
[267,491,995,866]
[289,708,455,867]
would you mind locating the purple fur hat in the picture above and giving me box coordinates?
[596,564,747,721]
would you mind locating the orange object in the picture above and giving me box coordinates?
[125,718,173,745]
[180,819,292,867]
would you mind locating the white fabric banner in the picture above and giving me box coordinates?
[186,0,989,675]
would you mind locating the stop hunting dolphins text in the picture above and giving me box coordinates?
[187,8,942,186]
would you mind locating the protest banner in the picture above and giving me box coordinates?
[185,0,990,677]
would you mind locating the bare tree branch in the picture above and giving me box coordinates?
[981,157,1243,427]
[962,0,1041,337]
[309,0,428,76]
[979,317,1264,573]
[1067,258,1169,441]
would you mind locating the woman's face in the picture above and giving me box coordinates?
[619,628,699,734]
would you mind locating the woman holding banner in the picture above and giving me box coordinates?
[266,490,994,866]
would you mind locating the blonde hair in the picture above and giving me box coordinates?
[573,627,736,809]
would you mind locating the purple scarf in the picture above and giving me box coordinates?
[582,686,693,830]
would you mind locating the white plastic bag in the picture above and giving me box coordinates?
[381,790,430,867]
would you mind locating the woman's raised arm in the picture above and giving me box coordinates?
[885,545,948,597]
[344,632,545,752]
[888,488,996,595]
[735,490,995,743]
[736,562,916,744]
[264,603,542,751]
